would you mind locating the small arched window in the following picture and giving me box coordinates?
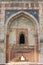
[19,33,25,44]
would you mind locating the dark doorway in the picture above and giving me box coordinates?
[20,34,25,44]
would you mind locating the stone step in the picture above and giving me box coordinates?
[1,62,43,65]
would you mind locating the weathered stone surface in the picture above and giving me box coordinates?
[0,0,43,63]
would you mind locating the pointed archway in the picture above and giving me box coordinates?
[5,11,39,62]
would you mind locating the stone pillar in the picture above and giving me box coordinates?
[6,34,9,63]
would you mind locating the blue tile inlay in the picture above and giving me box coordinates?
[6,10,38,21]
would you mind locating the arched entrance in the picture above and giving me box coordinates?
[6,11,39,62]
[19,33,25,44]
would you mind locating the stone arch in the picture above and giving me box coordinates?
[6,11,39,33]
[5,11,40,62]
[6,11,40,48]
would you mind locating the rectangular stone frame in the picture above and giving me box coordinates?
[16,28,28,45]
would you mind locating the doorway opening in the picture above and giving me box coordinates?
[19,34,25,44]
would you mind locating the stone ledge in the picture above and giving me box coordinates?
[0,62,43,65]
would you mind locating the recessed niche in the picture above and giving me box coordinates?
[19,33,25,44]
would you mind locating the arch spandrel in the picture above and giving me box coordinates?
[6,11,39,31]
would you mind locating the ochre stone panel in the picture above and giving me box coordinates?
[10,50,37,62]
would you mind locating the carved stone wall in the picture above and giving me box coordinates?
[0,0,43,63]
